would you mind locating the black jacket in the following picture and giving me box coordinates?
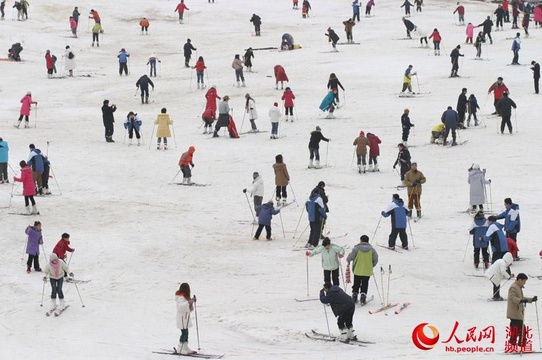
[183,42,196,57]
[136,75,154,90]
[394,149,411,168]
[457,93,468,112]
[250,14,261,26]
[326,30,340,43]
[327,78,344,91]
[102,104,117,124]
[478,19,493,32]
[308,130,329,149]
[320,286,355,317]
[496,97,517,117]
[532,63,540,79]
[401,114,414,130]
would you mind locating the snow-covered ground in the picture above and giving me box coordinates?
[1,0,541,359]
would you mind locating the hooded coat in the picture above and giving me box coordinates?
[273,162,289,186]
[367,133,381,157]
[486,252,513,286]
[25,226,43,256]
[347,242,378,276]
[468,169,490,205]
[320,285,355,317]
[274,65,289,83]
[175,295,192,330]
[179,146,195,167]
[469,214,488,249]
[14,166,36,196]
[256,202,280,226]
[20,94,34,116]
[154,114,173,138]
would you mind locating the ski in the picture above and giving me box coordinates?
[305,332,367,347]
[529,274,542,280]
[8,212,40,216]
[336,42,361,45]
[307,165,332,170]
[54,305,70,316]
[173,183,211,187]
[395,302,411,314]
[310,330,375,344]
[487,297,506,302]
[359,295,375,307]
[45,308,56,316]
[446,140,469,147]
[277,201,296,208]
[66,278,91,284]
[376,244,403,253]
[153,350,224,359]
[295,298,319,302]
[238,130,269,135]
[413,216,422,223]
[368,302,399,314]
[464,272,486,278]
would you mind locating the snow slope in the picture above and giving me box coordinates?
[1,0,541,359]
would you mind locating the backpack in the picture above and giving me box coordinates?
[68,52,74,59]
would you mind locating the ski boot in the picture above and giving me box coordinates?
[360,293,367,305]
[347,327,357,341]
[352,292,358,303]
[338,329,349,342]
[314,161,322,169]
[308,160,314,169]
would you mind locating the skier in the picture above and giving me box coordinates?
[243,48,254,72]
[325,27,340,51]
[449,45,464,77]
[69,16,77,38]
[273,65,289,90]
[477,16,494,44]
[136,74,154,104]
[244,93,259,132]
[205,85,221,120]
[147,54,161,77]
[13,160,37,214]
[503,0,510,23]
[535,5,542,28]
[293,0,298,10]
[522,11,530,36]
[466,23,474,43]
[511,33,521,65]
[269,102,281,139]
[43,253,72,313]
[250,14,261,36]
[401,0,414,16]
[366,132,381,172]
[12,1,22,20]
[124,111,142,146]
[175,283,196,355]
[232,54,245,87]
[352,1,360,22]
[201,108,214,134]
[320,282,357,341]
[302,0,311,18]
[469,211,489,269]
[63,45,76,77]
[415,0,423,12]
[327,74,344,105]
[308,126,330,169]
[507,274,538,347]
[1,0,5,19]
[467,94,480,126]
[178,146,195,185]
[89,9,100,24]
[393,143,411,185]
[428,28,442,56]
[243,171,264,219]
[319,90,337,119]
[72,6,80,24]
[311,181,329,213]
[468,164,490,213]
[52,233,74,263]
[27,144,44,194]
[488,77,509,115]
[496,198,521,244]
[430,123,445,144]
[273,154,290,205]
[343,18,356,44]
[486,215,509,263]
[183,39,196,68]
[16,91,37,128]
[41,155,51,196]
[353,130,370,173]
[512,2,519,29]
[91,22,102,46]
[139,17,149,34]
[366,0,375,16]
[305,191,327,249]
[401,65,416,95]
[486,251,513,301]
[495,5,505,30]
[402,17,416,38]
[193,56,206,89]
[213,96,230,137]
[118,48,130,76]
[401,109,414,145]
[454,2,465,25]
[532,61,540,94]
[281,87,296,121]
[306,237,345,286]
[474,31,485,59]
[404,162,426,219]
[441,106,459,146]
[346,235,378,304]
[496,92,517,134]
[456,88,468,129]
[25,221,43,273]
[45,50,54,78]
[417,27,428,47]
[154,108,173,150]
[102,100,117,143]
[0,137,8,184]
[253,200,280,241]
[381,194,410,250]
[174,0,189,24]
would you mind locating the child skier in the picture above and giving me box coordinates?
[25,221,43,273]
[16,91,37,128]
[253,200,280,240]
[124,111,142,145]
[269,102,281,139]
[43,253,72,313]
[52,233,75,262]
[281,87,295,121]
[244,93,259,132]
[193,56,206,89]
[178,146,196,185]
[467,94,480,126]
[13,160,38,215]
[469,211,489,269]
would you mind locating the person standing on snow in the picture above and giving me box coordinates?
[366,132,381,172]
[250,14,262,36]
[45,50,54,78]
[52,233,75,265]
[353,130,370,173]
[232,54,245,87]
[404,162,426,219]
[25,221,43,273]
[16,91,36,128]
[205,85,221,119]
[118,48,130,76]
[440,106,459,146]
[402,17,416,39]
[495,92,517,134]
[124,111,142,146]
[531,60,540,94]
[154,108,173,150]
[147,54,161,77]
[175,283,196,355]
[456,88,468,129]
[69,16,77,38]
[13,160,38,214]
[466,23,475,43]
[281,87,296,121]
[327,73,344,103]
[428,28,442,55]
[193,56,206,89]
[474,31,485,59]
[244,93,259,132]
[352,1,360,21]
[43,253,72,313]
[0,137,8,184]
[381,194,410,250]
[401,0,414,16]
[27,144,44,194]
[253,200,280,241]
[365,0,375,16]
[414,0,423,13]
[393,143,410,185]
[139,17,150,34]
[477,16,494,44]
[213,96,230,137]
[174,0,189,24]
[469,211,489,269]
[453,2,465,24]
[72,6,80,24]
[522,10,530,36]
[401,65,416,95]
[308,126,330,169]
[178,146,196,185]
[243,48,254,72]
[486,215,509,263]
[274,65,289,90]
[306,237,345,286]
[183,39,196,68]
[507,274,538,347]
[449,45,464,77]
[325,27,340,51]
[269,102,281,139]
[468,164,491,212]
[320,282,357,342]
[347,235,378,304]
[91,22,103,47]
[273,154,290,205]
[486,252,513,301]
[496,197,521,245]
[467,94,480,126]
[488,77,509,115]
[305,191,327,249]
[343,18,356,43]
[400,109,414,145]
[101,100,117,143]
[495,5,505,30]
[243,171,264,219]
[136,74,154,104]
[511,32,521,65]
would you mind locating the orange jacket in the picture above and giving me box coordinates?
[139,18,150,27]
[179,146,195,167]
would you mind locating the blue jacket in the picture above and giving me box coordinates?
[124,115,142,132]
[485,222,507,254]
[0,140,8,163]
[496,204,520,234]
[441,108,459,129]
[27,149,44,172]
[319,92,336,112]
[352,1,360,14]
[320,285,355,317]
[256,202,280,226]
[118,51,130,63]
[306,193,327,222]
[469,216,488,248]
[381,199,409,229]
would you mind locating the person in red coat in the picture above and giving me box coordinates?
[428,28,442,56]
[174,0,189,24]
[13,160,38,214]
[205,86,221,118]
[53,233,75,261]
[488,77,509,114]
[178,146,196,185]
[201,108,215,134]
[89,9,101,24]
[367,132,381,172]
[45,50,53,78]
[281,87,296,121]
[274,65,289,90]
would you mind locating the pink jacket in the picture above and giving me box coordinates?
[70,17,77,29]
[20,95,35,116]
[534,7,542,23]
[14,166,36,196]
[466,24,475,38]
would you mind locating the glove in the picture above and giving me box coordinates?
[191,164,194,168]
[243,188,247,193]
[338,253,344,258]
[521,299,528,304]
[393,165,396,169]
[305,251,311,256]
[43,277,47,282]
[69,272,74,277]
[381,211,386,217]
[533,296,538,302]
[488,179,492,183]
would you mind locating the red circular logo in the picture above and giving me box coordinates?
[412,323,440,351]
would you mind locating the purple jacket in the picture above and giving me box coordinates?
[25,226,43,255]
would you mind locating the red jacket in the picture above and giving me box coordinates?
[53,238,75,260]
[502,1,509,11]
[90,11,101,22]
[281,90,296,107]
[205,88,220,111]
[195,60,206,72]
[454,5,465,15]
[488,82,509,100]
[274,65,289,83]
[14,166,36,196]
[429,30,441,42]
[175,3,188,12]
[45,53,53,69]
[179,146,195,167]
[202,107,215,120]
[367,133,381,157]
[507,237,518,259]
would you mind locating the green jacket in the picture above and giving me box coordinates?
[310,243,345,271]
[347,242,378,276]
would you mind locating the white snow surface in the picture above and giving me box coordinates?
[1,0,541,359]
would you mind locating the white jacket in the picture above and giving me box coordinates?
[486,252,513,286]
[248,175,264,197]
[176,296,192,330]
[269,106,281,123]
[64,48,76,71]
[246,98,258,120]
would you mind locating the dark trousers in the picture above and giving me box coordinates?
[179,329,188,343]
[512,50,519,64]
[309,221,322,247]
[309,148,320,161]
[402,128,410,142]
[535,77,540,94]
[369,156,378,165]
[458,111,466,126]
[149,61,157,77]
[254,224,271,239]
[324,268,340,286]
[119,62,128,75]
[50,278,64,299]
[353,12,360,21]
[128,127,140,139]
[235,69,245,82]
[337,307,355,330]
[254,24,260,34]
[501,115,512,133]
[104,121,114,137]
[275,186,287,199]
[346,31,352,41]
[141,26,148,32]
[285,107,293,115]
[18,115,30,123]
[253,195,263,216]
[443,127,456,144]
[352,275,370,296]
[356,154,366,166]
[184,56,190,67]
[496,17,503,28]
[271,122,279,135]
[473,247,489,264]
[24,196,36,206]
[92,33,99,43]
[388,227,408,248]
[27,254,40,270]
[420,37,427,45]
[484,31,492,43]
[509,319,525,346]
[507,232,517,241]
[513,16,518,27]
[400,164,409,180]
[0,163,7,181]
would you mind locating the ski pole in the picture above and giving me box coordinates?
[462,233,471,263]
[292,208,305,239]
[288,182,298,205]
[72,279,86,307]
[306,255,310,297]
[8,181,17,207]
[488,182,493,213]
[380,266,386,306]
[171,125,178,148]
[415,74,421,93]
[134,88,139,97]
[491,278,511,298]
[351,149,356,169]
[244,192,255,221]
[407,217,415,248]
[324,142,329,167]
[370,216,382,244]
[386,264,392,310]
[40,277,47,307]
[193,295,201,350]
[372,274,383,305]
[34,104,38,128]
[67,251,74,265]
[148,126,156,149]
[323,303,331,336]
[535,301,542,351]
[41,243,48,263]
[170,168,181,184]
[239,111,247,134]
[279,212,286,239]
[49,166,62,195]
[293,223,310,247]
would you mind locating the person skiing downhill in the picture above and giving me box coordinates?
[366,132,381,172]
[174,0,189,24]
[25,221,43,273]
[353,130,370,173]
[183,39,196,68]
[250,14,262,36]
[253,200,280,241]
[124,111,142,146]
[136,74,154,104]
[243,171,264,219]
[118,48,130,76]
[346,235,378,304]
[178,146,196,185]
[467,164,490,212]
[306,237,345,286]
[16,91,37,128]
[393,143,410,185]
[308,126,330,169]
[175,283,196,355]
[469,211,489,269]
[320,282,357,342]
[281,87,296,121]
[381,194,410,250]
[43,253,72,313]
[325,27,340,51]
[400,109,414,146]
[154,108,173,150]
[244,93,259,132]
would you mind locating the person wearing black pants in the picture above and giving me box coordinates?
[320,282,356,341]
[531,61,540,94]
[496,92,517,134]
[136,74,154,104]
[381,194,410,250]
[306,237,345,286]
[101,100,117,142]
[305,192,326,248]
[456,87,468,129]
[401,109,414,145]
[507,274,538,347]
[393,143,411,184]
[250,14,261,36]
[347,235,378,304]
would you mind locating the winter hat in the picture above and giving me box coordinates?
[103,99,109,105]
[471,164,480,170]
[65,45,70,49]
[315,126,321,131]
[62,233,70,239]
[392,193,400,200]
[360,235,369,243]
[318,181,325,188]
[187,38,191,42]
[273,102,278,107]
[121,48,126,52]
[50,253,59,262]
[253,171,259,178]
[26,91,31,95]
[359,130,365,137]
